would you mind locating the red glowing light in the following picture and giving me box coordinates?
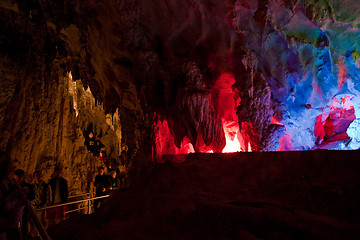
[153,116,194,162]
[222,120,241,153]
[271,117,283,125]
[153,72,246,160]
[277,133,293,151]
[212,73,242,153]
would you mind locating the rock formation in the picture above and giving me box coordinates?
[1,0,360,203]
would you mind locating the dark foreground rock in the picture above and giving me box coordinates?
[50,150,360,239]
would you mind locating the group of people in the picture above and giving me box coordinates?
[1,129,127,239]
[85,132,111,169]
[86,131,126,209]
[93,167,121,210]
[0,168,68,239]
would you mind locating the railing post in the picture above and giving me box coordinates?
[25,200,52,240]
[64,205,67,220]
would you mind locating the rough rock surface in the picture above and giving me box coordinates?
[1,0,360,212]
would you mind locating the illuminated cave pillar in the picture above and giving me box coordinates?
[211,73,243,152]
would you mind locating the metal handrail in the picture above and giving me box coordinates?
[23,192,113,239]
[25,199,52,240]
[37,195,110,211]
[67,192,96,199]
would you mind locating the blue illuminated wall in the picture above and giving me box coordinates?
[240,1,360,150]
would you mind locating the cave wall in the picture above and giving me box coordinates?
[1,0,360,185]
[81,0,360,153]
[0,6,123,192]
[0,21,101,192]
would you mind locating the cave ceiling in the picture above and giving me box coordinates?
[1,0,360,155]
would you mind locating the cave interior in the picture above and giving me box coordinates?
[1,0,360,239]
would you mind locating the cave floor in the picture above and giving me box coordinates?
[50,150,360,240]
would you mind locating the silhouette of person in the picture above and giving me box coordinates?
[48,168,68,225]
